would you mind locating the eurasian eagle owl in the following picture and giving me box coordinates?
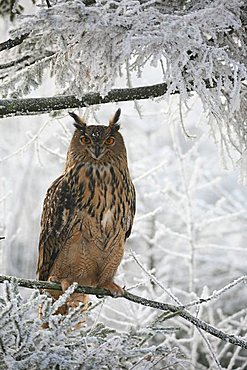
[37,109,135,312]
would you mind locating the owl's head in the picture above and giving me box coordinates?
[68,109,126,162]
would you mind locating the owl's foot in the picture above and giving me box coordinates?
[48,276,71,292]
[48,276,75,295]
[60,279,71,292]
[98,281,124,297]
[48,275,60,284]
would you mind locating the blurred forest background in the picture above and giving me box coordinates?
[0,1,247,369]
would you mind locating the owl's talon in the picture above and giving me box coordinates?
[61,279,71,292]
[98,282,124,297]
[48,275,60,284]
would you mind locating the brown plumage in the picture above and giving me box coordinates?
[37,109,135,313]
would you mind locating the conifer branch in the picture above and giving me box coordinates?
[0,274,246,350]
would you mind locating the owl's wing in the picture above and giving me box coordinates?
[125,182,136,240]
[37,175,76,281]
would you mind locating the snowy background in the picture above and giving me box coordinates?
[0,1,247,369]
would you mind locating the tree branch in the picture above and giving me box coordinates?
[0,274,246,350]
[0,55,30,70]
[0,83,171,118]
[0,33,30,52]
[0,1,97,52]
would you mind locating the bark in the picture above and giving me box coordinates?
[0,83,171,118]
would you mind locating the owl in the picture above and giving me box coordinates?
[37,109,135,313]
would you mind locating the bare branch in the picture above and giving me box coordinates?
[0,83,171,118]
[0,78,221,118]
[0,274,246,350]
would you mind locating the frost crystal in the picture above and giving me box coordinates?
[0,281,184,370]
[0,0,246,174]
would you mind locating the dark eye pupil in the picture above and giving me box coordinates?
[106,137,114,144]
[81,136,90,144]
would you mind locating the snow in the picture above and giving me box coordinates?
[0,1,247,368]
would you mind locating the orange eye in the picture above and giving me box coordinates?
[81,136,91,144]
[105,137,115,145]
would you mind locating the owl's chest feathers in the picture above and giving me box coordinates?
[67,162,130,233]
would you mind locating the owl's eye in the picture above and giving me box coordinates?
[81,136,91,144]
[105,137,115,145]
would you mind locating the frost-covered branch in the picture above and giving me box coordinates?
[0,281,179,369]
[0,33,29,52]
[0,274,247,350]
[0,0,246,172]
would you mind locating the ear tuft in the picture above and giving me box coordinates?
[69,111,87,131]
[109,108,121,127]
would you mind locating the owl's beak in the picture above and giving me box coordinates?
[95,144,101,159]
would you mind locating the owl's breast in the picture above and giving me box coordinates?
[101,209,113,229]
[74,163,131,236]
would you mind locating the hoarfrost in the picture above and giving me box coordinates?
[0,2,247,368]
[0,0,246,176]
[0,281,185,370]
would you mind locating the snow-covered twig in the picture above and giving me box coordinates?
[133,159,167,184]
[0,274,247,350]
[183,276,247,309]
